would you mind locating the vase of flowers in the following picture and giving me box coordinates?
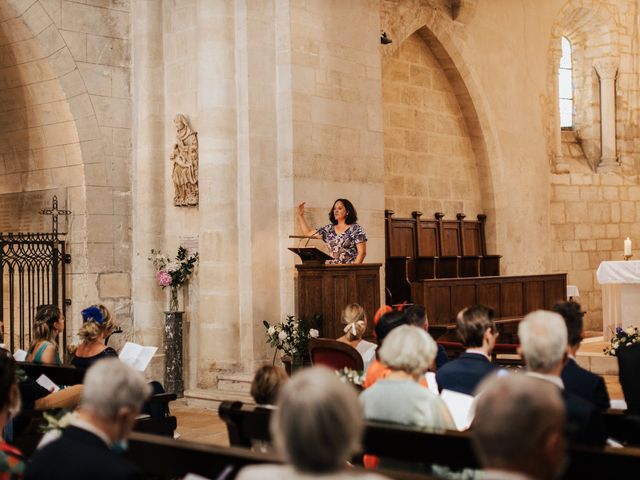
[263,315,319,374]
[604,326,640,356]
[149,246,199,312]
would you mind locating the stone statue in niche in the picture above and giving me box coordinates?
[170,114,199,206]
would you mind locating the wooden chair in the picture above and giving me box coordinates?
[308,338,364,372]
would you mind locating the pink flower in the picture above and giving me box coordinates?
[156,270,173,287]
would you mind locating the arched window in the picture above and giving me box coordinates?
[558,36,573,128]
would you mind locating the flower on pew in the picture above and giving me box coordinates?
[41,409,75,433]
[604,326,640,356]
[335,367,364,386]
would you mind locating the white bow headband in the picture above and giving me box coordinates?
[344,320,365,336]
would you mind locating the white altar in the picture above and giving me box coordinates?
[596,260,640,340]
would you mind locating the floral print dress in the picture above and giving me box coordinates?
[318,223,367,264]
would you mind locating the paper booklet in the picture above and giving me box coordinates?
[36,374,60,393]
[119,342,157,372]
[440,389,475,431]
[13,349,27,362]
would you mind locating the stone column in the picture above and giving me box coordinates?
[594,58,619,173]
[131,0,166,380]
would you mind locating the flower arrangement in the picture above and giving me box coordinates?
[148,246,199,311]
[263,315,319,363]
[41,409,75,433]
[335,367,364,387]
[604,326,640,356]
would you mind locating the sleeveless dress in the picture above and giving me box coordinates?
[30,341,61,365]
[71,347,118,369]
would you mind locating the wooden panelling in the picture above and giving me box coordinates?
[297,264,381,340]
[414,274,567,326]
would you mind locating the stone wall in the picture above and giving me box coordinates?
[551,172,640,330]
[0,0,132,350]
[382,31,483,219]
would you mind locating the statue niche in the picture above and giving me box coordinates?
[171,114,199,207]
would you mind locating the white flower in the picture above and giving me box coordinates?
[165,261,180,273]
[309,329,319,338]
[278,331,287,341]
[611,348,616,355]
[267,326,276,335]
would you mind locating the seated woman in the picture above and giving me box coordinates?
[0,350,27,477]
[19,306,82,410]
[237,367,388,480]
[250,365,288,408]
[360,325,454,430]
[71,304,167,419]
[26,305,64,365]
[70,305,118,368]
[336,303,376,372]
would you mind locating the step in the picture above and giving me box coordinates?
[183,387,255,411]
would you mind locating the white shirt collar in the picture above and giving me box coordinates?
[526,371,564,390]
[71,417,111,446]
[465,348,490,360]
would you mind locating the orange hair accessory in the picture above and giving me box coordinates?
[373,305,392,327]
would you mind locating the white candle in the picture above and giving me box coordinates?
[625,237,632,256]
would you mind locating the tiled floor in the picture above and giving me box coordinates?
[172,402,229,446]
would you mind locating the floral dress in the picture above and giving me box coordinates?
[318,223,367,264]
[0,441,25,479]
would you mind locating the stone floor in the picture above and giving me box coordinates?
[173,338,623,445]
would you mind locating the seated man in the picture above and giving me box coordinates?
[519,310,606,445]
[25,359,150,480]
[554,301,610,410]
[404,304,448,369]
[472,374,567,480]
[435,305,499,395]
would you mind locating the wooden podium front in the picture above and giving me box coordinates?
[296,263,382,339]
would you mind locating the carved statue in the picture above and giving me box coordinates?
[171,114,199,206]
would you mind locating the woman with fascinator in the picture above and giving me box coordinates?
[336,304,377,372]
[70,305,118,368]
[71,304,168,419]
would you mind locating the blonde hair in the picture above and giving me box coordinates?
[379,325,437,377]
[78,304,117,344]
[341,303,366,341]
[29,305,62,351]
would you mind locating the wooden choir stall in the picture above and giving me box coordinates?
[290,246,381,339]
[385,210,567,339]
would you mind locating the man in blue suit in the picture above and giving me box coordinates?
[404,304,449,370]
[519,310,606,445]
[435,305,500,395]
[554,301,610,411]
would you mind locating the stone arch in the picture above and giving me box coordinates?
[381,3,502,251]
[547,1,621,172]
[0,1,130,339]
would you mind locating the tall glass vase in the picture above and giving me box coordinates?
[169,285,179,312]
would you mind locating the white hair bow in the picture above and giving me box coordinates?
[344,320,365,336]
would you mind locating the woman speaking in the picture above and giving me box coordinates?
[297,199,367,264]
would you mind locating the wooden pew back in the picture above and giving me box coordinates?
[219,401,640,479]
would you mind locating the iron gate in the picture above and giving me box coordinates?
[0,232,69,353]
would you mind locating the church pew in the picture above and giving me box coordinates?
[124,431,437,480]
[219,401,640,478]
[603,409,640,446]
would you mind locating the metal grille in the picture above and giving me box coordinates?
[0,233,69,353]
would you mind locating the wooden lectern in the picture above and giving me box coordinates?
[295,263,382,339]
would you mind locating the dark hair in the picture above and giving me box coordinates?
[552,301,584,347]
[251,365,288,405]
[375,310,407,344]
[328,199,358,225]
[0,349,16,409]
[456,305,495,347]
[405,305,427,328]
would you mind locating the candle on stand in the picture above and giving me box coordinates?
[624,237,632,256]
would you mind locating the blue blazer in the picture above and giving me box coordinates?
[435,352,499,395]
[561,357,610,411]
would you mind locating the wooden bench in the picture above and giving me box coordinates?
[124,431,437,480]
[219,401,640,478]
[13,362,178,455]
